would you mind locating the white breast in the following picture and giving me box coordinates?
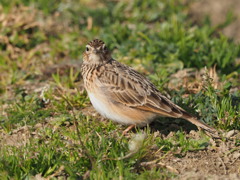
[88,92,133,124]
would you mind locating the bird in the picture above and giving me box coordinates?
[81,39,218,136]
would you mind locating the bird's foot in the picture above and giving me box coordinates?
[122,124,136,135]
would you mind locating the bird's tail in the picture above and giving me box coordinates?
[182,114,220,138]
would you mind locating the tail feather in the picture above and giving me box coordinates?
[182,115,219,138]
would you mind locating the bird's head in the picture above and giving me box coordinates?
[83,39,112,64]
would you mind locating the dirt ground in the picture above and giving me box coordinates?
[163,135,240,179]
[189,0,240,42]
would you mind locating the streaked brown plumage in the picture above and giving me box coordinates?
[81,39,217,135]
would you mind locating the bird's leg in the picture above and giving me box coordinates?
[122,124,136,135]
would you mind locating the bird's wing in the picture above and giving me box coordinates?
[97,61,186,118]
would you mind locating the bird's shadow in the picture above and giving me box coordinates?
[143,118,199,136]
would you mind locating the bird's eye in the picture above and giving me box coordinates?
[86,47,89,51]
[103,45,107,51]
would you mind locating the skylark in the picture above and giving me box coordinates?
[81,39,217,135]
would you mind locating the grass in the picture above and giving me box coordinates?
[0,0,239,179]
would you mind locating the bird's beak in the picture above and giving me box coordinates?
[93,49,100,54]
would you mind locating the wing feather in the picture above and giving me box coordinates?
[97,60,184,118]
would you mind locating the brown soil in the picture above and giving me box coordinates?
[189,0,240,42]
[163,140,240,179]
[149,121,240,179]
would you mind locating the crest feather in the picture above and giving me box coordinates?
[88,39,105,48]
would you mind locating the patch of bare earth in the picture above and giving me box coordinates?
[164,137,240,179]
[139,130,239,179]
[189,0,240,42]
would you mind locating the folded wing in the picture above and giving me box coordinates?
[97,61,187,118]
